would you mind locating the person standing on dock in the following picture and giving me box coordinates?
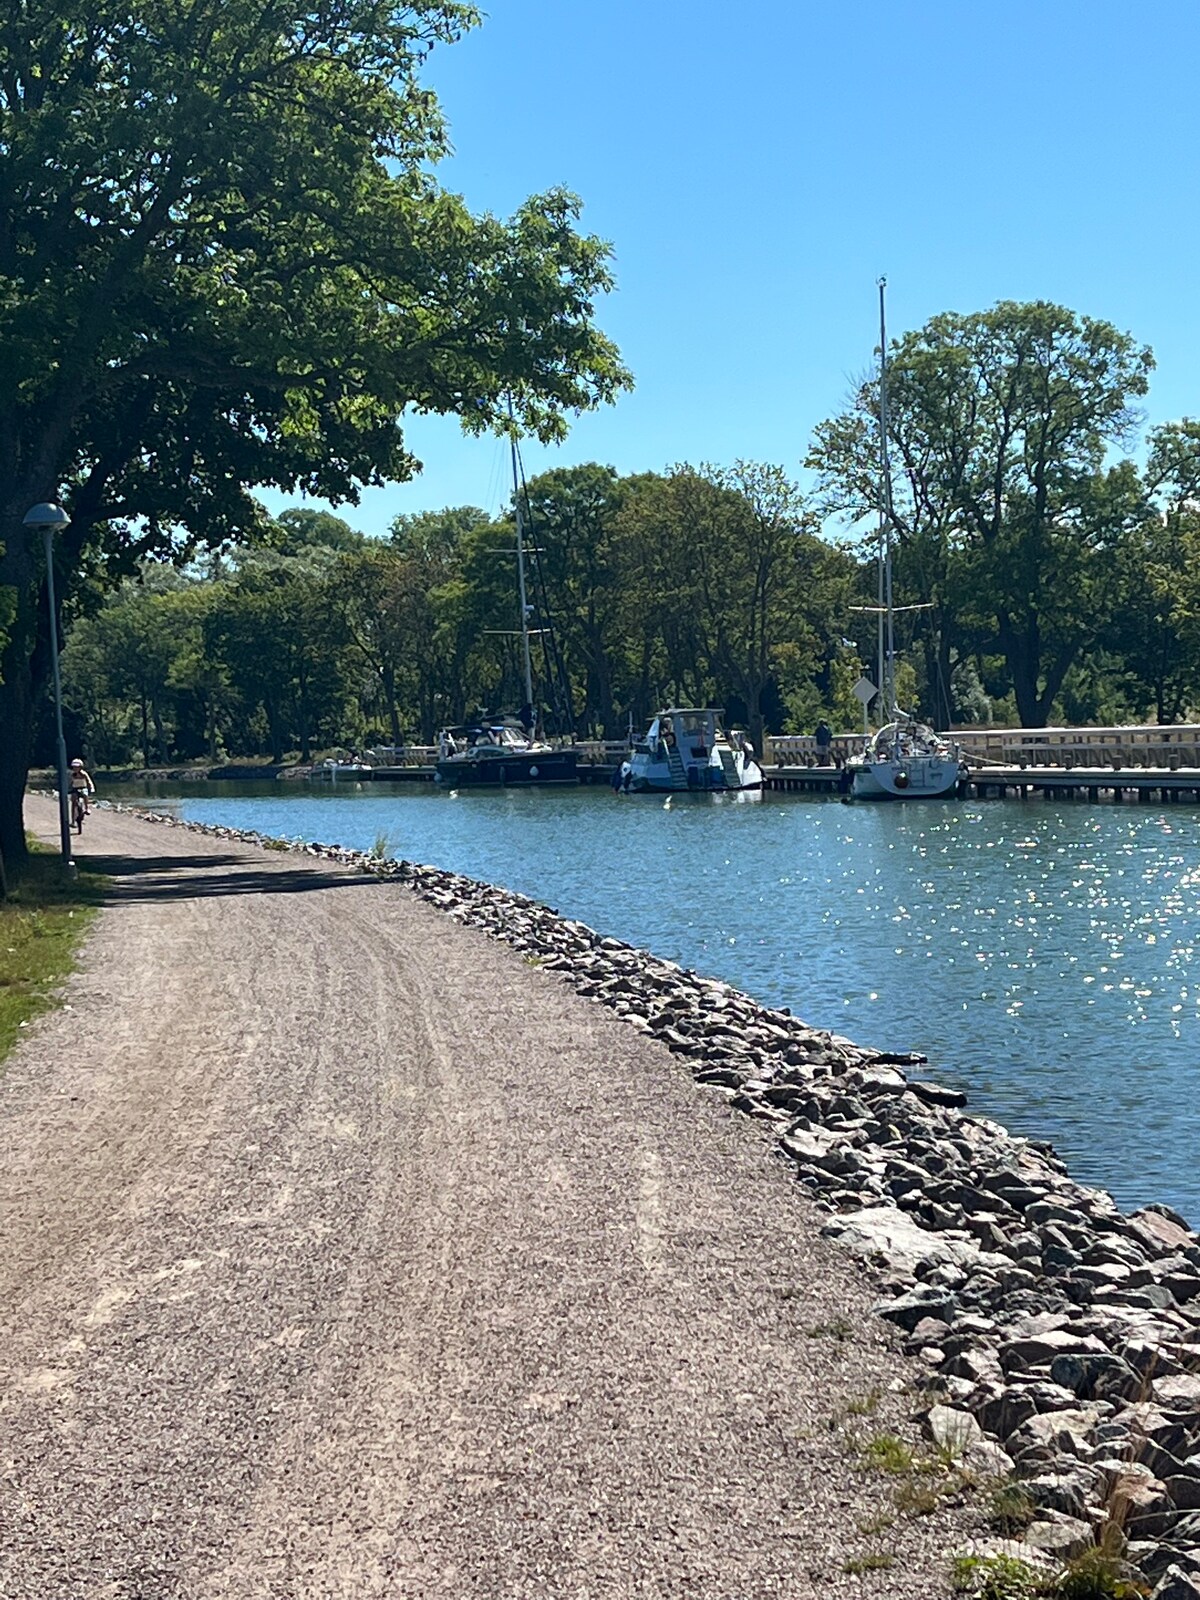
[815,720,833,766]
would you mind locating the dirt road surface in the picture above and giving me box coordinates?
[0,798,977,1598]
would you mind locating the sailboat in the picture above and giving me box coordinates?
[845,281,967,802]
[434,416,578,788]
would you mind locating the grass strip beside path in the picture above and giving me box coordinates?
[0,843,105,1064]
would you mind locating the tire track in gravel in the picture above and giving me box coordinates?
[0,798,982,1599]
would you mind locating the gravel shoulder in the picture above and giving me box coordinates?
[1,797,980,1599]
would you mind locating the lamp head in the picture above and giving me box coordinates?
[23,502,71,532]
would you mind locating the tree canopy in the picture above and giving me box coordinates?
[0,0,629,859]
[808,300,1155,727]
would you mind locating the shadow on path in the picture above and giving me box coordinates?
[79,852,373,903]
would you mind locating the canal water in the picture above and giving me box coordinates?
[105,781,1200,1219]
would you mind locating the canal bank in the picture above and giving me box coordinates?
[49,797,1200,1593]
[6,795,982,1598]
[99,778,1200,1221]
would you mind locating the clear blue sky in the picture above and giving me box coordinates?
[270,0,1200,535]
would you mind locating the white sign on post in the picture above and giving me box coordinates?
[852,676,878,738]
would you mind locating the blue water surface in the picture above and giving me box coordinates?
[109,781,1200,1218]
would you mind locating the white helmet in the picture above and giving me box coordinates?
[71,758,83,769]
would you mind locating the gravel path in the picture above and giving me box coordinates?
[1,798,980,1598]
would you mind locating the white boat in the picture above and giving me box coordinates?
[619,708,763,794]
[435,404,577,790]
[845,280,967,802]
[849,720,964,799]
[316,756,374,779]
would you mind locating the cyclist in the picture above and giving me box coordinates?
[67,758,95,832]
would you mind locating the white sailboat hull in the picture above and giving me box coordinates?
[850,757,963,800]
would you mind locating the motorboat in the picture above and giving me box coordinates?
[619,708,763,794]
[435,721,578,787]
[845,279,967,802]
[847,718,965,799]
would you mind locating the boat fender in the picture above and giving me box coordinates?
[894,770,910,790]
[529,765,539,778]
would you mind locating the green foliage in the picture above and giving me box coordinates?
[845,1388,882,1417]
[809,299,1154,728]
[860,1434,915,1475]
[952,1554,1045,1599]
[0,0,629,860]
[0,843,105,1063]
[57,456,870,762]
[951,1550,1149,1600]
[844,1553,896,1574]
[1108,421,1200,723]
[987,1478,1037,1535]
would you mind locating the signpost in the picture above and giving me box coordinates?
[852,675,878,738]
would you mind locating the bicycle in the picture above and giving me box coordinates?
[69,789,89,834]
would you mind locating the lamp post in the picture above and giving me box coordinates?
[23,503,73,863]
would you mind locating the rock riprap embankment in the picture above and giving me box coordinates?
[101,803,1200,1596]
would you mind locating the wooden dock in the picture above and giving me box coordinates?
[350,759,1200,804]
[332,727,1200,807]
[962,765,1200,803]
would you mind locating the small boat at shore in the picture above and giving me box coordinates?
[315,755,374,779]
[618,708,763,795]
[435,721,578,787]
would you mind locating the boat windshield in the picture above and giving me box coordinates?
[865,721,954,760]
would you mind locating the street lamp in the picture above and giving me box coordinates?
[23,502,73,863]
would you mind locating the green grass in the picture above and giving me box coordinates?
[859,1433,915,1475]
[987,1476,1037,1534]
[951,1551,1150,1600]
[845,1387,883,1417]
[0,844,105,1062]
[856,1511,895,1536]
[844,1553,896,1575]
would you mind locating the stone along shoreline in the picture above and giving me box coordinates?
[102,802,1200,1596]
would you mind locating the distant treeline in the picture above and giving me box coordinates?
[54,428,1200,764]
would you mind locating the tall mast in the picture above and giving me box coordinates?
[877,276,895,718]
[507,396,535,714]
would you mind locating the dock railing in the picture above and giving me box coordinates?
[366,744,437,767]
[764,734,858,766]
[765,724,1200,770]
[366,727,1200,773]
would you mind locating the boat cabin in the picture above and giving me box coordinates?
[438,721,532,760]
[637,708,738,767]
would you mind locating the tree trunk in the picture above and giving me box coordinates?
[265,696,284,764]
[382,663,401,746]
[997,614,1044,727]
[0,508,49,868]
[0,660,35,869]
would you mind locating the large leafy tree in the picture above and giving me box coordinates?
[388,506,494,738]
[808,301,1154,726]
[0,0,628,860]
[1110,421,1200,723]
[517,465,626,736]
[613,463,846,751]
